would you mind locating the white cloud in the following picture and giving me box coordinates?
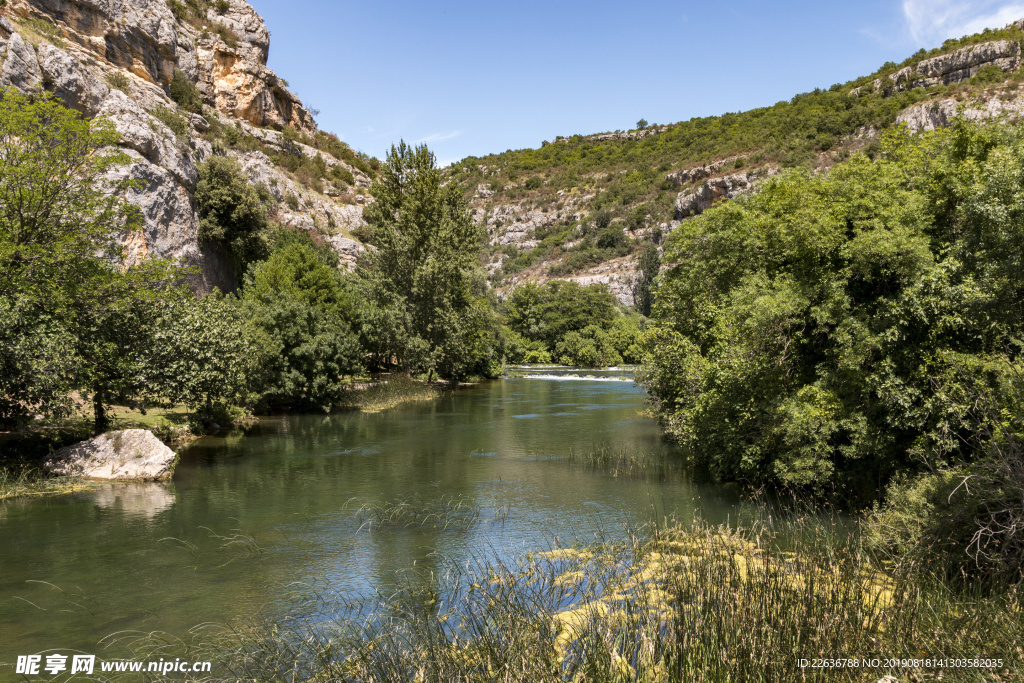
[413,130,462,145]
[903,0,1024,45]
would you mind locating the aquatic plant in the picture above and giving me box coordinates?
[0,466,91,500]
[171,514,1022,682]
[566,444,681,480]
[344,494,480,532]
[347,374,443,413]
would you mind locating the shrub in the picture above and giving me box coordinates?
[330,165,355,187]
[151,105,188,137]
[105,71,130,92]
[214,0,230,12]
[195,156,274,274]
[524,176,543,190]
[214,22,239,48]
[167,0,188,21]
[169,68,203,113]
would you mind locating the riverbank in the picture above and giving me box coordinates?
[164,513,1022,682]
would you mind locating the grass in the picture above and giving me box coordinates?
[344,494,482,532]
[347,374,444,413]
[0,465,92,500]
[153,512,1022,682]
[566,444,683,479]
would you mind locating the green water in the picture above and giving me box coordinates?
[0,374,741,663]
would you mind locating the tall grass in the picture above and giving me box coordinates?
[567,444,683,480]
[344,495,481,532]
[0,466,91,500]
[165,514,1021,682]
[347,375,443,413]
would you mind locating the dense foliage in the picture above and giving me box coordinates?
[240,233,363,411]
[358,142,501,381]
[502,281,642,366]
[0,88,186,431]
[642,122,1024,500]
[195,156,275,276]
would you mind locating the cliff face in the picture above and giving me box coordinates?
[0,0,366,292]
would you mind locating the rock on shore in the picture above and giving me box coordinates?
[44,429,178,481]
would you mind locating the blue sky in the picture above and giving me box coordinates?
[250,0,1024,165]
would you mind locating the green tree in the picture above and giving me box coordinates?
[358,142,499,380]
[148,293,275,426]
[505,281,618,350]
[641,123,1024,496]
[634,241,660,317]
[195,156,274,277]
[241,235,364,411]
[0,88,185,431]
[555,325,622,368]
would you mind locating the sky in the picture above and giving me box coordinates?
[248,0,1024,165]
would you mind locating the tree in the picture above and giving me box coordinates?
[358,142,499,380]
[636,119,649,130]
[634,241,660,317]
[505,281,618,350]
[640,123,1024,496]
[0,88,185,430]
[555,325,622,368]
[241,235,364,411]
[148,293,275,426]
[195,156,274,276]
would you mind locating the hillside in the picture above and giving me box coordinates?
[6,3,1024,306]
[0,0,376,292]
[450,21,1024,305]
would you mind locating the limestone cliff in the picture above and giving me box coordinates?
[0,0,369,291]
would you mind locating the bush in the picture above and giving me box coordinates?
[152,105,188,137]
[868,431,1024,585]
[195,156,274,274]
[105,72,130,92]
[169,68,203,113]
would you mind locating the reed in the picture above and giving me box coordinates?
[566,444,682,480]
[0,465,91,500]
[347,375,443,413]
[170,513,1022,682]
[344,494,481,532]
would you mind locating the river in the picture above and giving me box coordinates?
[0,371,742,661]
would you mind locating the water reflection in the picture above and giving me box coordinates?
[87,482,176,519]
[0,376,741,656]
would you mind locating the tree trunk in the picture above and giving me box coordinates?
[92,387,108,435]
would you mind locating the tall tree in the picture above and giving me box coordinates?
[0,88,184,430]
[358,142,499,380]
[634,241,660,317]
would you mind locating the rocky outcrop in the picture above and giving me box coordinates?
[44,429,178,481]
[665,157,739,188]
[474,192,591,248]
[578,126,668,143]
[896,93,1024,132]
[195,1,316,136]
[852,39,1021,96]
[0,0,367,289]
[674,167,778,220]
